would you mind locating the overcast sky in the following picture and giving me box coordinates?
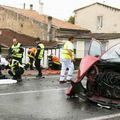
[0,0,120,20]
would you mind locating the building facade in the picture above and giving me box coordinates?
[74,2,120,33]
[74,2,120,54]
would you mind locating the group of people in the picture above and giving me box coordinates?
[5,37,45,82]
[1,36,75,83]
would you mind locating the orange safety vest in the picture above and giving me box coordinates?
[28,47,37,58]
[52,56,60,65]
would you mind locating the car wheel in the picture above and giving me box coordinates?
[95,72,120,98]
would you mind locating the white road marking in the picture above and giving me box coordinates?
[0,79,17,84]
[83,113,120,120]
[0,88,67,96]
[0,87,119,120]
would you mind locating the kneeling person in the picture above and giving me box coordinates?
[6,56,24,82]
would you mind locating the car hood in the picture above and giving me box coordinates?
[77,55,100,82]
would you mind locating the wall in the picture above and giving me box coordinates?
[75,4,120,33]
[0,7,48,39]
[23,48,62,68]
[76,40,85,58]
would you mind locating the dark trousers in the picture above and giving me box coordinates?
[8,67,24,79]
[13,57,22,64]
[29,57,34,70]
[49,62,61,70]
[35,59,42,76]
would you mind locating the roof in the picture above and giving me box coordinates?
[0,29,59,48]
[1,5,88,31]
[92,33,120,40]
[74,2,120,12]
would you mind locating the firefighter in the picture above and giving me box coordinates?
[8,38,24,64]
[48,54,61,70]
[59,36,75,83]
[5,56,24,82]
[28,47,36,70]
[35,37,45,78]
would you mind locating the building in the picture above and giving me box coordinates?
[74,2,120,33]
[74,2,120,53]
[0,5,90,41]
[0,4,92,59]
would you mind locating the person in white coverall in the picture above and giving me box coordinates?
[59,36,75,83]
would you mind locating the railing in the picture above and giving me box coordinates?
[23,48,62,68]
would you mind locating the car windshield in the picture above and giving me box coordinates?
[101,43,120,62]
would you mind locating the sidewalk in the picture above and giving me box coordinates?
[23,69,78,76]
[2,69,77,76]
[23,69,61,76]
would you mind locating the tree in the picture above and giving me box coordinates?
[67,16,75,24]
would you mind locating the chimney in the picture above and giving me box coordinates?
[47,16,52,41]
[39,0,44,14]
[23,3,26,9]
[30,4,33,10]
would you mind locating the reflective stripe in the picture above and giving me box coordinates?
[54,61,60,65]
[11,43,22,58]
[12,53,22,58]
[11,43,21,49]
[61,41,74,59]
[28,54,34,59]
[9,59,18,75]
[9,59,23,71]
[38,43,44,59]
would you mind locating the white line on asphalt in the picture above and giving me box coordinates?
[0,88,67,96]
[83,113,120,120]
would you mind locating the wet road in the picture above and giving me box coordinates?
[0,75,119,120]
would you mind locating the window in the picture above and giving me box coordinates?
[97,16,103,29]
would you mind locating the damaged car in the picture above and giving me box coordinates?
[66,39,120,108]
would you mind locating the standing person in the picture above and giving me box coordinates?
[59,36,75,83]
[28,47,36,70]
[8,38,24,64]
[5,56,24,82]
[35,37,45,78]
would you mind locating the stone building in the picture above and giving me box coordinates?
[0,5,90,42]
[0,4,91,59]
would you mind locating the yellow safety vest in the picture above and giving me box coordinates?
[9,59,23,75]
[11,43,23,58]
[38,43,45,59]
[61,41,74,60]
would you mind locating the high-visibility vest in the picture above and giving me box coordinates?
[9,59,23,75]
[61,41,74,59]
[38,43,44,59]
[28,47,37,59]
[52,56,60,65]
[11,43,23,58]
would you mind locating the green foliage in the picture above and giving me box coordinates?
[67,16,75,24]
